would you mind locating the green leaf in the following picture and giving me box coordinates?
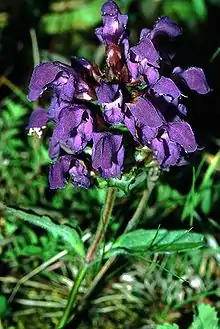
[4,206,85,258]
[192,0,207,20]
[21,245,43,256]
[157,324,179,329]
[189,303,219,329]
[111,229,204,255]
[0,295,7,317]
[199,153,220,215]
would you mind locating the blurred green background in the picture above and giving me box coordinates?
[0,1,220,328]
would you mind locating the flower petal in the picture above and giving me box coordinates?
[179,67,210,94]
[152,136,181,168]
[144,67,159,85]
[167,121,197,153]
[69,160,90,188]
[27,107,48,129]
[151,16,182,39]
[49,155,72,189]
[130,38,160,67]
[96,82,118,104]
[126,97,163,128]
[92,132,123,175]
[28,62,61,101]
[152,76,181,100]
[49,106,89,159]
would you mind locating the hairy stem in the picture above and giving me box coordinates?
[57,187,117,328]
[86,187,117,263]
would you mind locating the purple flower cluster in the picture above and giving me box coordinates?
[27,0,210,189]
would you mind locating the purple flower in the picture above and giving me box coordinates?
[28,62,77,102]
[151,134,183,168]
[140,16,182,42]
[27,107,48,138]
[95,0,128,45]
[172,67,210,94]
[92,132,124,178]
[127,16,182,83]
[151,76,181,105]
[125,96,163,144]
[28,61,93,123]
[69,159,91,188]
[49,105,93,159]
[27,1,210,188]
[152,121,197,168]
[96,82,124,124]
[130,38,160,69]
[49,155,72,189]
[122,38,141,83]
[49,155,90,189]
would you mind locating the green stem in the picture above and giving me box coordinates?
[0,76,33,107]
[57,264,88,329]
[124,189,148,232]
[57,187,117,328]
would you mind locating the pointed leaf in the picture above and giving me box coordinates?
[4,206,85,257]
[112,229,204,255]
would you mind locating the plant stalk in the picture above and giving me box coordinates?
[57,264,88,329]
[86,187,117,263]
[57,187,117,328]
[81,169,159,303]
[82,188,150,302]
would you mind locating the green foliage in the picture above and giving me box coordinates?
[190,303,219,329]
[181,154,220,222]
[156,303,219,329]
[42,0,104,34]
[163,0,207,28]
[0,295,7,317]
[110,229,204,256]
[157,324,179,329]
[0,98,50,205]
[4,206,85,257]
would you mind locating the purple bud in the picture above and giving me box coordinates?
[95,0,128,45]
